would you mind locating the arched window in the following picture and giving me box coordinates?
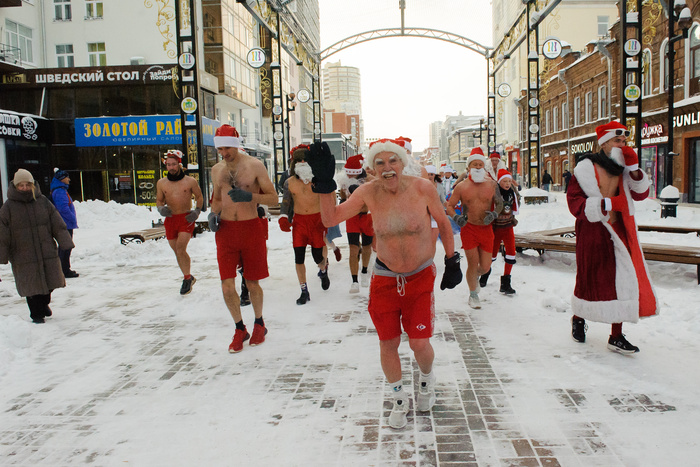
[660,39,669,92]
[690,25,700,95]
[642,49,652,96]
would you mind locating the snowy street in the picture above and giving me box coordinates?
[1,191,699,466]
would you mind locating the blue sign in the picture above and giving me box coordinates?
[75,115,182,147]
[201,117,221,147]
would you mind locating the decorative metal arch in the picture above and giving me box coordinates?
[320,28,492,61]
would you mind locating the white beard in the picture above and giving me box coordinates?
[609,147,625,167]
[295,162,314,184]
[470,168,486,183]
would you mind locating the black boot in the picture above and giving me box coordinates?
[499,275,516,294]
[296,289,310,305]
[240,278,251,306]
[479,268,492,288]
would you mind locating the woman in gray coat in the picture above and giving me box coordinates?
[0,169,74,323]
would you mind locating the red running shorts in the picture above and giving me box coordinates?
[215,218,269,281]
[164,213,196,240]
[292,212,327,248]
[460,222,495,251]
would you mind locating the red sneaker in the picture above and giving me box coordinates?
[334,247,342,262]
[249,323,268,346]
[228,328,250,353]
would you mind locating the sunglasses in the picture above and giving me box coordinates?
[612,129,630,137]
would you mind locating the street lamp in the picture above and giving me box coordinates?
[472,118,487,144]
[285,92,297,173]
[666,0,692,190]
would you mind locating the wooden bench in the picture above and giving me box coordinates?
[119,226,166,245]
[515,226,700,283]
[523,195,549,205]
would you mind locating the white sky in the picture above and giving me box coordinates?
[319,0,494,152]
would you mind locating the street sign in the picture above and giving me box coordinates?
[297,88,311,103]
[497,83,511,98]
[247,48,266,69]
[542,38,562,59]
[181,97,197,114]
[624,39,641,56]
[178,52,195,69]
[624,84,641,101]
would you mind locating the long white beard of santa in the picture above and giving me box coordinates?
[609,147,625,167]
[470,168,486,183]
[295,162,314,184]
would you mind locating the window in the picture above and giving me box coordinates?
[562,102,568,130]
[597,16,609,37]
[690,26,700,95]
[87,42,106,66]
[56,44,74,67]
[4,20,33,63]
[54,0,71,21]
[661,40,669,91]
[573,97,581,126]
[598,85,608,119]
[585,92,593,122]
[545,109,550,134]
[642,50,652,96]
[85,0,103,19]
[553,106,559,132]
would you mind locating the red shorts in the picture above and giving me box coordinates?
[346,212,374,236]
[164,213,195,240]
[215,218,269,281]
[367,262,436,341]
[492,226,515,259]
[292,212,327,248]
[460,223,494,251]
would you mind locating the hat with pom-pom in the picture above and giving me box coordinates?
[344,154,364,175]
[54,168,69,180]
[214,124,241,148]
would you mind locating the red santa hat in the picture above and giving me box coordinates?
[290,143,310,157]
[344,154,364,175]
[364,138,409,167]
[497,168,512,183]
[214,124,241,148]
[596,121,629,146]
[395,136,412,154]
[164,149,183,163]
[490,152,501,159]
[467,146,488,166]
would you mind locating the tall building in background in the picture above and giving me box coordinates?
[322,60,363,149]
[429,121,442,147]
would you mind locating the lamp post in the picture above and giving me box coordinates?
[472,119,487,145]
[285,92,297,173]
[666,0,692,189]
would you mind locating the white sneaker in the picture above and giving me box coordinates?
[468,294,481,309]
[416,374,436,412]
[349,282,360,294]
[388,397,408,429]
[360,272,370,287]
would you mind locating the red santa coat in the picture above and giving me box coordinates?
[567,157,659,323]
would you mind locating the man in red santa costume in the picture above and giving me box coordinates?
[566,121,658,354]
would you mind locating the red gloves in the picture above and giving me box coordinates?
[278,217,292,232]
[621,146,638,172]
[602,194,628,213]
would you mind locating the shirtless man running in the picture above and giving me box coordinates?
[310,138,463,430]
[209,125,278,353]
[156,149,204,295]
[447,151,502,309]
[279,144,330,305]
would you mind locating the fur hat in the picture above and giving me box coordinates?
[596,121,629,146]
[214,124,241,148]
[344,154,364,175]
[54,168,69,180]
[13,168,34,186]
[290,144,311,175]
[364,138,409,168]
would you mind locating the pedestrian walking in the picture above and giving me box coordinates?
[311,137,462,429]
[0,169,74,323]
[541,170,553,191]
[50,168,79,278]
[567,121,658,354]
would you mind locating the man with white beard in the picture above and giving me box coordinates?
[447,151,502,309]
[279,144,330,305]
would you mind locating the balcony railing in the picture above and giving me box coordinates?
[0,43,22,66]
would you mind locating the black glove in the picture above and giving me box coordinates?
[483,211,498,225]
[185,208,201,223]
[453,213,467,227]
[157,205,173,217]
[208,212,221,232]
[440,252,463,290]
[348,183,359,194]
[257,206,266,218]
[228,186,253,202]
[308,141,337,194]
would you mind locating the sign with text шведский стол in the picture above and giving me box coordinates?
[75,115,182,147]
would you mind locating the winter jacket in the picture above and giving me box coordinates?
[50,177,78,229]
[494,185,521,229]
[566,154,658,323]
[0,183,74,297]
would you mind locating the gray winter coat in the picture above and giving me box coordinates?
[0,183,74,297]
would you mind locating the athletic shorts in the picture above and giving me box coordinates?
[215,218,269,281]
[492,226,516,259]
[164,213,196,240]
[292,212,327,248]
[460,222,494,251]
[346,212,374,236]
[367,260,436,341]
